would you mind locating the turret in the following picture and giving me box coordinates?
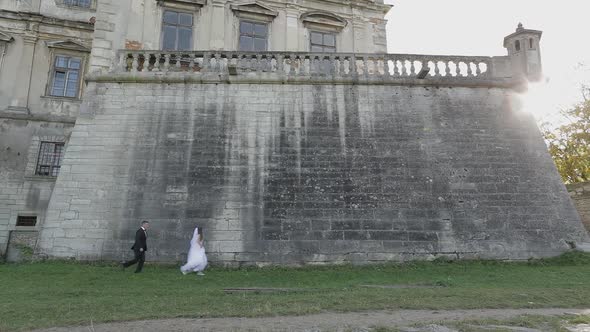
[503,23,543,82]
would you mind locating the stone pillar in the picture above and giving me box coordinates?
[8,33,37,112]
[285,6,300,52]
[209,0,226,50]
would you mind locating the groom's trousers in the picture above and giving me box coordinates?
[123,249,145,273]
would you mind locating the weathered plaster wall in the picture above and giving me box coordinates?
[36,82,589,264]
[567,182,590,233]
[0,10,93,115]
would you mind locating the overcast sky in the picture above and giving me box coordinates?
[384,0,590,124]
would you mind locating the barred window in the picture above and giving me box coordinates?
[310,31,336,53]
[64,0,92,8]
[36,142,65,177]
[238,21,267,52]
[50,55,82,98]
[162,10,193,51]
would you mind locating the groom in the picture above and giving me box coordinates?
[121,220,150,273]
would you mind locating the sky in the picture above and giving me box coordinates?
[384,0,590,125]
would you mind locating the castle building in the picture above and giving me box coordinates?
[0,0,587,264]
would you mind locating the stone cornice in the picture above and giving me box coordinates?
[231,1,280,19]
[0,10,94,32]
[0,30,14,42]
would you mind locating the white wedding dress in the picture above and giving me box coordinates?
[180,227,207,274]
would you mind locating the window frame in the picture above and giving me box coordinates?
[56,0,96,10]
[63,0,92,8]
[238,20,269,52]
[35,141,65,177]
[309,30,336,53]
[160,9,194,51]
[48,54,83,99]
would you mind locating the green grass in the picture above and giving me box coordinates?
[1,251,590,331]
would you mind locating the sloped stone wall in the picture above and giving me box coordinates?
[36,81,589,264]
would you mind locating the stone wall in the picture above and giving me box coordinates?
[36,81,589,264]
[567,182,590,233]
[0,119,74,257]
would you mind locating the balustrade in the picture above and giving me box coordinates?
[116,50,494,80]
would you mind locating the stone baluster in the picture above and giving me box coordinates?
[475,60,482,76]
[299,55,307,76]
[162,54,170,72]
[433,60,441,77]
[409,59,416,76]
[253,54,260,72]
[328,55,336,76]
[140,52,149,72]
[455,60,461,77]
[335,55,346,77]
[391,59,399,77]
[445,60,452,77]
[118,53,127,72]
[151,53,161,72]
[383,57,390,77]
[467,61,473,76]
[401,59,408,76]
[201,53,209,72]
[276,54,284,73]
[349,55,357,76]
[131,53,139,72]
[287,54,295,76]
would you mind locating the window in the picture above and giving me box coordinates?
[515,40,521,52]
[238,21,268,52]
[64,0,92,8]
[310,31,336,52]
[162,10,193,51]
[529,38,534,49]
[50,55,82,98]
[36,142,65,177]
[16,216,37,227]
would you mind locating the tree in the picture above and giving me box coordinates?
[541,87,590,184]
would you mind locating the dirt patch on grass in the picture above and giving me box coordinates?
[34,308,590,332]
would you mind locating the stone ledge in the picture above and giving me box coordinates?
[0,110,76,124]
[86,72,522,89]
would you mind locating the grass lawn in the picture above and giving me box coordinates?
[1,252,590,331]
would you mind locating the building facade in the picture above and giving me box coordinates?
[1,0,588,264]
[0,0,94,261]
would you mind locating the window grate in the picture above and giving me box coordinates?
[35,142,65,177]
[16,216,37,227]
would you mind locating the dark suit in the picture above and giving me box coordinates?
[123,227,147,273]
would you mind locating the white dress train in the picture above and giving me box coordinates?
[180,227,207,274]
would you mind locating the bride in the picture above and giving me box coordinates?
[180,226,207,276]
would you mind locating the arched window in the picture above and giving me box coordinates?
[515,40,521,52]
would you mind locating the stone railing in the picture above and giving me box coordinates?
[114,51,503,81]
